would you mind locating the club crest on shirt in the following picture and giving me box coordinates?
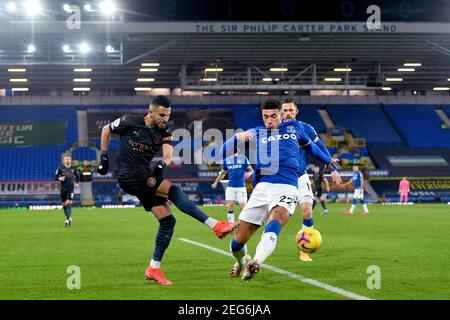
[147,177,157,187]
[287,125,296,133]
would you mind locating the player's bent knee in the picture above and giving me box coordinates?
[301,201,313,216]
[159,214,176,228]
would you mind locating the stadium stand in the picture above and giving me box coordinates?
[0,105,78,146]
[326,104,404,147]
[385,105,450,148]
[442,105,450,118]
[298,105,327,133]
[0,146,66,180]
[72,147,97,161]
[1,104,449,206]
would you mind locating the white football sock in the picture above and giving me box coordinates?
[253,232,278,264]
[350,204,356,213]
[362,204,369,212]
[227,213,235,222]
[204,217,218,228]
[150,259,161,269]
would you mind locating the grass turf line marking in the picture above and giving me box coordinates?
[178,237,373,301]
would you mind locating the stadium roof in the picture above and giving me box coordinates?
[1,19,450,93]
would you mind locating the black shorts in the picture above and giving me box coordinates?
[118,171,167,211]
[61,190,74,202]
[314,189,323,198]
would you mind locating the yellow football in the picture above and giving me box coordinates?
[295,227,323,254]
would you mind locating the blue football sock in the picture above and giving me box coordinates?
[168,185,209,223]
[264,220,281,236]
[303,218,314,228]
[63,205,70,220]
[66,205,72,219]
[152,215,176,262]
[230,238,245,252]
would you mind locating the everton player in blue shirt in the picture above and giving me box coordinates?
[221,98,339,281]
[211,154,253,222]
[342,165,369,215]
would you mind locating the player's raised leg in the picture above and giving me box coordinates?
[156,180,236,239]
[145,204,176,285]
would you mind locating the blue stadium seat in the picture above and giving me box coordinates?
[72,147,97,161]
[385,105,450,148]
[326,104,403,147]
[0,105,78,147]
[0,145,66,180]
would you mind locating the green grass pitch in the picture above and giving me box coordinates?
[0,204,449,300]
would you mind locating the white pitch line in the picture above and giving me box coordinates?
[178,237,373,301]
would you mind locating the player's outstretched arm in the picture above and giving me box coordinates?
[244,167,254,181]
[314,136,333,159]
[100,124,111,152]
[162,144,173,167]
[211,170,226,188]
[302,141,332,165]
[221,130,253,159]
[342,178,353,187]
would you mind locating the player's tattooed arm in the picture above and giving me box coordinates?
[100,124,111,153]
[162,143,173,166]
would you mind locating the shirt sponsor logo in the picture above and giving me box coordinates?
[261,134,297,144]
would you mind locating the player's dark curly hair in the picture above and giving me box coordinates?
[152,95,171,109]
[261,98,281,110]
[281,98,297,107]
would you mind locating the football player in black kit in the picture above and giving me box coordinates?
[97,95,236,285]
[311,165,330,214]
[55,155,79,227]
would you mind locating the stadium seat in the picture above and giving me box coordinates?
[386,105,450,148]
[326,104,404,147]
